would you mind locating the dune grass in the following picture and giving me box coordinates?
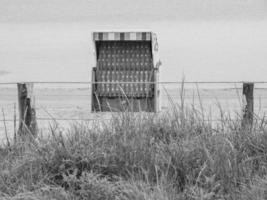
[1,94,267,199]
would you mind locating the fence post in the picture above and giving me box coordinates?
[242,82,254,129]
[17,83,37,139]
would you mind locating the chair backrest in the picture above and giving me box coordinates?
[95,41,154,97]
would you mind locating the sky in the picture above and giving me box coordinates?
[1,0,266,22]
[0,0,267,83]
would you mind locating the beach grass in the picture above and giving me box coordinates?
[1,95,267,200]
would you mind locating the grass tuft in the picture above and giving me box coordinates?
[1,96,267,199]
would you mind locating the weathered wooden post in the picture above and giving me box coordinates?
[242,82,254,129]
[17,83,37,139]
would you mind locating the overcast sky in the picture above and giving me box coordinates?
[0,0,267,83]
[1,0,267,22]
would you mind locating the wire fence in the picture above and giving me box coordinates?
[0,80,267,144]
[1,81,267,85]
[0,81,267,123]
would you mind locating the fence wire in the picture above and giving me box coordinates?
[0,81,266,123]
[1,81,267,85]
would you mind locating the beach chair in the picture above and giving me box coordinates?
[91,31,161,112]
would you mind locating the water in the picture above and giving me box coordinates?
[1,21,267,83]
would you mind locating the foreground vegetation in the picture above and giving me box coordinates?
[1,101,267,199]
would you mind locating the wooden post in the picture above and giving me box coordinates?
[242,82,254,128]
[17,83,37,138]
[91,67,99,112]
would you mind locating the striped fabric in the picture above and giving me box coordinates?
[93,32,152,41]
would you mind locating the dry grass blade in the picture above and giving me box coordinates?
[13,103,17,144]
[2,108,11,150]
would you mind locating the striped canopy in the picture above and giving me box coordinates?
[93,32,152,41]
